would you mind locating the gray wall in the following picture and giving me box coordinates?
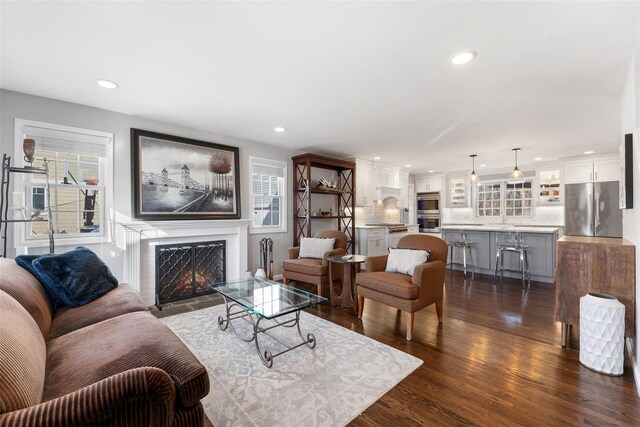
[0,89,298,280]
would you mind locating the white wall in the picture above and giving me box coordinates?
[620,49,640,391]
[0,90,298,279]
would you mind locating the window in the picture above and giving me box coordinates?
[249,157,287,233]
[475,179,534,218]
[14,120,113,248]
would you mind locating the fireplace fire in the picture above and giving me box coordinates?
[155,240,225,308]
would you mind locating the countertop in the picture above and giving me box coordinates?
[440,224,560,233]
[355,224,419,229]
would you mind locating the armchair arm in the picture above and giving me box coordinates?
[0,367,176,427]
[364,255,389,272]
[412,260,446,304]
[288,247,300,259]
[321,248,347,267]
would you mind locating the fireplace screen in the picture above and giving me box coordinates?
[155,240,225,307]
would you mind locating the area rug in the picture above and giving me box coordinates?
[160,304,422,427]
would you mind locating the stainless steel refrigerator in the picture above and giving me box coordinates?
[564,181,622,238]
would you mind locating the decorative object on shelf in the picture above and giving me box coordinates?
[511,148,522,179]
[22,138,36,167]
[316,177,337,190]
[131,129,240,220]
[579,293,625,376]
[620,133,633,209]
[449,178,467,207]
[469,154,479,182]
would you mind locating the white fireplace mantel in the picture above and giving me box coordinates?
[118,219,250,306]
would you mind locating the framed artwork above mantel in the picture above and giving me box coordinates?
[131,129,241,220]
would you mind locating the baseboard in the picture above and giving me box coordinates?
[625,337,640,397]
[273,274,283,281]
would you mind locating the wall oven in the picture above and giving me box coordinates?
[418,215,440,233]
[417,192,440,215]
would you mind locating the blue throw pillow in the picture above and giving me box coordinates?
[15,247,118,309]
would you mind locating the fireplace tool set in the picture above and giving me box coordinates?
[257,238,274,280]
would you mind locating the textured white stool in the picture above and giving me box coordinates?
[579,293,625,376]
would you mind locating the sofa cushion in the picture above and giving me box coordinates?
[0,258,53,336]
[0,290,46,413]
[356,271,418,299]
[16,247,118,309]
[44,311,209,408]
[385,248,430,276]
[299,237,335,259]
[47,283,148,340]
[282,258,327,276]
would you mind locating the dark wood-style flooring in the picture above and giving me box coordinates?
[154,271,640,426]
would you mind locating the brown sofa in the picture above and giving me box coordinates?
[0,258,209,427]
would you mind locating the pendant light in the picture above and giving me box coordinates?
[469,154,479,182]
[511,148,522,178]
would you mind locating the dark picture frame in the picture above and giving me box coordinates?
[131,129,240,220]
[620,133,634,209]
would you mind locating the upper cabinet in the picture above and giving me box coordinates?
[414,175,443,193]
[564,158,619,184]
[537,169,562,205]
[355,159,374,206]
[354,159,407,207]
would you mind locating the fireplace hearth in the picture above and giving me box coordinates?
[155,240,225,308]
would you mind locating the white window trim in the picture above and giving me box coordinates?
[13,119,114,249]
[248,156,287,234]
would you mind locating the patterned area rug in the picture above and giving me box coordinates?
[161,304,422,427]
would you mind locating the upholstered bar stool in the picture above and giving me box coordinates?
[492,231,530,289]
[445,231,474,279]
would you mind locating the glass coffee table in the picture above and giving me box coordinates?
[211,277,328,367]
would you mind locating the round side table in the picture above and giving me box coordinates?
[327,254,367,313]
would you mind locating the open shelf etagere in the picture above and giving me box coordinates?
[1,154,55,257]
[292,153,356,254]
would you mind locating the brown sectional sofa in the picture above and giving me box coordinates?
[0,258,209,426]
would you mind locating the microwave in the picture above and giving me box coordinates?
[417,192,440,215]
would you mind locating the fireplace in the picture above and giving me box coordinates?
[155,240,225,308]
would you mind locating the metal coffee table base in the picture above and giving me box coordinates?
[217,296,316,368]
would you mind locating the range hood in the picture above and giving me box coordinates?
[375,186,401,202]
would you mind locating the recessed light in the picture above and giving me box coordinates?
[480,164,487,167]
[405,164,412,168]
[584,150,595,154]
[274,127,286,133]
[428,170,434,173]
[450,51,476,65]
[373,156,381,160]
[96,79,119,89]
[534,157,543,161]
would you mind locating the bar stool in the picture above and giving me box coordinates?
[445,231,474,279]
[492,231,530,290]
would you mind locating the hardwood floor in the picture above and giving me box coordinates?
[307,270,640,426]
[153,270,640,425]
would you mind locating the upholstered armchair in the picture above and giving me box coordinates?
[356,234,447,341]
[282,230,348,297]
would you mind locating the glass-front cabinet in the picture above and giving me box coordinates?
[475,179,534,218]
[537,170,562,205]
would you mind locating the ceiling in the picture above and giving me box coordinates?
[2,2,639,174]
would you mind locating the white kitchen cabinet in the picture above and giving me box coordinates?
[398,172,409,208]
[564,158,619,184]
[356,227,386,257]
[414,175,443,193]
[374,165,400,189]
[355,159,375,206]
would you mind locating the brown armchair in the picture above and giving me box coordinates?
[356,234,447,341]
[282,230,348,297]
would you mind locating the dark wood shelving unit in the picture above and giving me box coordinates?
[292,153,356,253]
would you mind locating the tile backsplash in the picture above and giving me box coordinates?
[355,205,401,225]
[442,205,564,226]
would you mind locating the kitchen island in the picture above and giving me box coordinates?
[440,225,560,283]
